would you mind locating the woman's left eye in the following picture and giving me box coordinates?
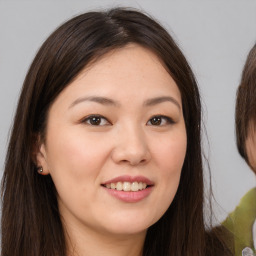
[147,115,174,126]
[82,115,110,126]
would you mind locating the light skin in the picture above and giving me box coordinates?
[246,121,256,174]
[36,44,187,256]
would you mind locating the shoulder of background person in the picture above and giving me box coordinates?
[222,187,256,255]
[239,187,256,210]
[223,187,256,230]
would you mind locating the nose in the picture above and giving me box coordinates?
[111,125,151,166]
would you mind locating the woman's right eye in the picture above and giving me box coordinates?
[82,115,110,126]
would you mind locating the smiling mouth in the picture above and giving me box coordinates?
[102,181,151,192]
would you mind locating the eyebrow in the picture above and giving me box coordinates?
[69,95,181,110]
[144,96,181,110]
[69,96,120,109]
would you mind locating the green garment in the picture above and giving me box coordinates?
[222,187,256,256]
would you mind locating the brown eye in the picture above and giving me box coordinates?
[89,116,101,125]
[150,116,162,125]
[147,115,174,126]
[83,115,110,126]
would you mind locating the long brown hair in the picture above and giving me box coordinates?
[235,43,256,169]
[2,8,207,255]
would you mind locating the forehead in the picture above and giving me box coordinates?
[75,44,179,91]
[52,44,182,110]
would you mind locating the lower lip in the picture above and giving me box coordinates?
[102,186,153,203]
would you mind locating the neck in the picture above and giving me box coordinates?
[64,222,146,256]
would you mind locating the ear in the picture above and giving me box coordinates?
[36,144,50,175]
[33,135,50,175]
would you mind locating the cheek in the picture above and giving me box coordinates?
[44,127,113,216]
[152,128,186,194]
[154,129,187,177]
[246,139,256,171]
[45,127,110,182]
[158,140,186,198]
[145,129,186,224]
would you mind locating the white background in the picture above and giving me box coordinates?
[0,0,255,223]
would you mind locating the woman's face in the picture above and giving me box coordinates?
[37,44,187,237]
[246,121,256,173]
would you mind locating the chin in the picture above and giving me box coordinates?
[103,223,148,236]
[98,213,159,236]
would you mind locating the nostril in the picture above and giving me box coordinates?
[111,145,151,166]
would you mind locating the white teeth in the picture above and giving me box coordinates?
[116,182,122,191]
[104,181,148,192]
[131,181,139,191]
[123,182,131,191]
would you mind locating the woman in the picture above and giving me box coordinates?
[1,8,224,256]
[222,43,256,256]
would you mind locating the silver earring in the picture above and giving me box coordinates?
[38,167,43,173]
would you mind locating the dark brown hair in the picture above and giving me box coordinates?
[235,43,256,167]
[2,8,208,256]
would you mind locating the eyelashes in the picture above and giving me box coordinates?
[81,115,111,126]
[147,115,174,126]
[81,114,175,127]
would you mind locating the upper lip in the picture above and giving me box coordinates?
[102,175,154,185]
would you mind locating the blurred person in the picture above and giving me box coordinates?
[223,43,256,256]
